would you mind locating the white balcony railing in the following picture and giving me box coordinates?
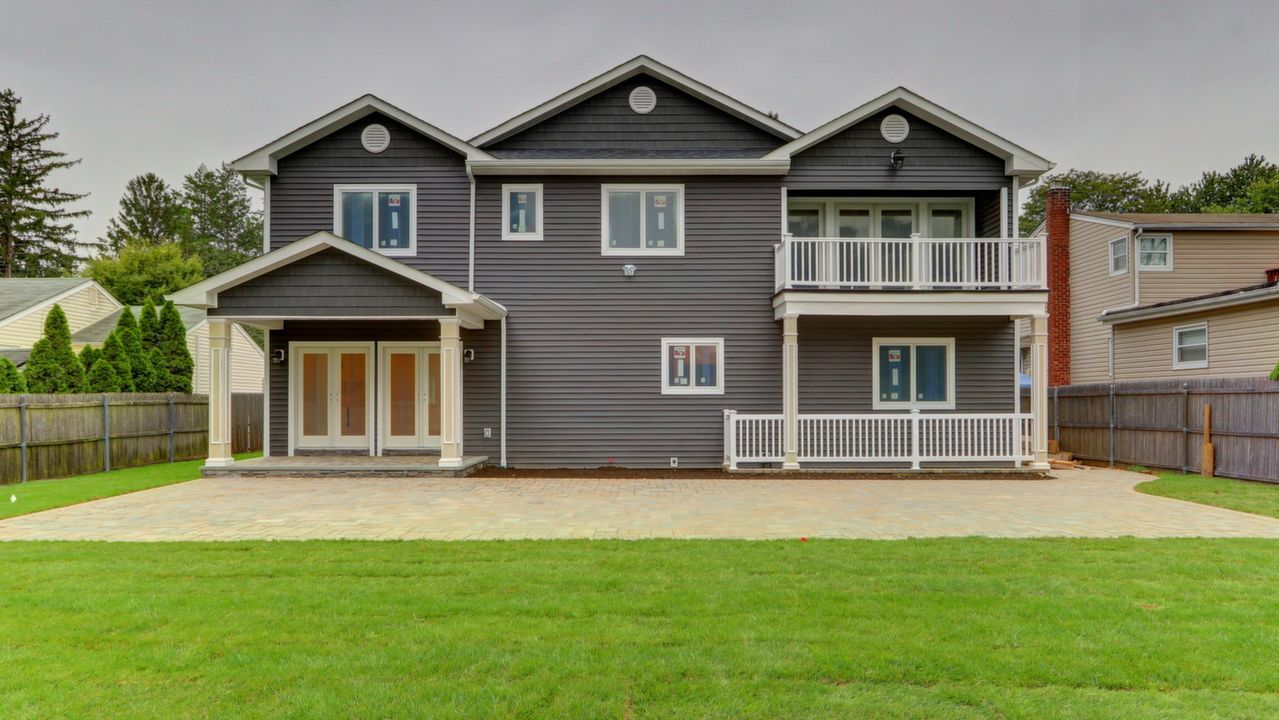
[774,234,1045,292]
[723,410,1033,469]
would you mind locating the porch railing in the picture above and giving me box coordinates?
[774,234,1045,292]
[723,409,1033,469]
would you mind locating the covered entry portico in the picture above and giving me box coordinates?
[171,232,505,472]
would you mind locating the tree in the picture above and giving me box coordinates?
[83,242,202,305]
[153,301,194,393]
[100,331,133,392]
[101,172,188,254]
[139,296,161,347]
[182,163,262,276]
[78,344,101,371]
[1272,361,1279,383]
[0,89,90,277]
[1020,169,1171,236]
[1171,155,1279,212]
[112,307,158,392]
[23,304,86,393]
[86,359,123,393]
[0,356,26,393]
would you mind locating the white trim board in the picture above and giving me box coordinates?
[332,184,418,258]
[774,290,1048,319]
[871,337,957,411]
[467,158,790,176]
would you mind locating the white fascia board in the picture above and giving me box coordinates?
[1101,285,1279,325]
[1071,213,1135,230]
[764,87,1053,177]
[467,158,790,176]
[469,55,801,147]
[232,95,492,178]
[773,290,1048,320]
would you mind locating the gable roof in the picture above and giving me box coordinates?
[1102,281,1279,324]
[0,278,118,326]
[469,55,802,148]
[71,305,207,346]
[0,348,30,367]
[1075,211,1279,231]
[232,95,492,180]
[764,86,1053,178]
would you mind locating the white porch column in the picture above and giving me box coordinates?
[438,318,464,468]
[1030,314,1050,470]
[205,318,234,467]
[782,314,800,470]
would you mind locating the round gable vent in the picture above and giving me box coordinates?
[880,113,910,143]
[628,86,657,114]
[361,123,391,153]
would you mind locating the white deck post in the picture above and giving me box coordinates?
[1030,314,1050,470]
[205,318,234,468]
[782,314,800,470]
[910,409,921,470]
[438,317,464,468]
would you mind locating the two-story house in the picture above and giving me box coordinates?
[173,56,1054,473]
[1037,189,1279,385]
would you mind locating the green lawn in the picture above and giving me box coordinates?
[1136,471,1279,519]
[1,539,1278,718]
[1,453,260,520]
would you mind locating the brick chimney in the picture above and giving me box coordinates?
[1045,186,1071,387]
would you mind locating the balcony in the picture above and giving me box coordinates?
[774,234,1045,293]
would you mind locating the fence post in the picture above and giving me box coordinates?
[1108,383,1116,468]
[910,409,921,470]
[168,394,176,463]
[1052,386,1060,442]
[103,394,111,473]
[1181,382,1190,473]
[18,396,28,483]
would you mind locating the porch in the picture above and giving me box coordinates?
[201,454,489,478]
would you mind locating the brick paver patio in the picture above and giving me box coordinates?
[2,467,1278,541]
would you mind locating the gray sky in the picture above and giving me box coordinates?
[3,0,1277,245]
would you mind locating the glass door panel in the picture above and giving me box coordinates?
[339,352,367,438]
[878,208,915,238]
[427,352,441,439]
[388,352,417,438]
[300,353,328,439]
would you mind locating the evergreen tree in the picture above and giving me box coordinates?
[154,301,194,393]
[1170,155,1279,212]
[139,296,161,347]
[0,89,90,277]
[86,358,123,393]
[0,356,26,393]
[182,163,262,275]
[101,172,188,254]
[78,344,101,371]
[1272,361,1279,382]
[83,242,203,305]
[22,304,86,393]
[112,308,156,391]
[1020,170,1171,236]
[101,331,133,392]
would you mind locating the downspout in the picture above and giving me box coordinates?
[466,164,476,291]
[500,316,507,468]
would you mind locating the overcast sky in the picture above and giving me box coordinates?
[4,0,1277,245]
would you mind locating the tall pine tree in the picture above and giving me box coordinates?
[182,163,262,276]
[101,331,133,392]
[154,301,194,393]
[139,296,161,347]
[0,89,90,277]
[0,356,26,393]
[101,172,188,254]
[112,308,157,392]
[23,304,86,393]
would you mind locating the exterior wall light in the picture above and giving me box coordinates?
[622,264,637,277]
[889,149,905,170]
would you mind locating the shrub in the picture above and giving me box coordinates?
[0,357,26,393]
[23,305,86,393]
[101,331,134,392]
[86,358,123,393]
[153,301,193,393]
[1271,361,1279,382]
[112,308,158,392]
[139,297,161,347]
[78,345,102,372]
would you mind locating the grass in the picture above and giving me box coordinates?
[1,538,1278,718]
[1,452,260,520]
[1136,471,1279,519]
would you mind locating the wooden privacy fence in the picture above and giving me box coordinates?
[1050,377,1279,483]
[0,392,262,483]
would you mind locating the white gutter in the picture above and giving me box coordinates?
[467,158,791,176]
[1101,283,1279,324]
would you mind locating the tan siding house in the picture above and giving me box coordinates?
[0,279,121,349]
[1111,298,1279,380]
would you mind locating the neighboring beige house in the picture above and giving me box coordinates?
[1033,211,1279,383]
[0,278,263,393]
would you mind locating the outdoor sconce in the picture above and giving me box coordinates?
[622,264,637,277]
[271,349,285,364]
[889,149,905,170]
[463,348,475,363]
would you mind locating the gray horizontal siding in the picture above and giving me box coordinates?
[798,316,1016,414]
[485,74,786,158]
[210,249,447,317]
[785,109,1009,192]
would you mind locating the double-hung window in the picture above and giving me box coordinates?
[603,184,684,256]
[1109,237,1129,275]
[872,338,955,410]
[502,184,543,240]
[333,185,416,256]
[661,338,723,394]
[1138,234,1172,270]
[1173,323,1208,369]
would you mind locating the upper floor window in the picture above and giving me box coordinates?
[872,338,956,410]
[502,184,543,241]
[602,184,684,256]
[785,200,970,238]
[333,185,416,257]
[1109,236,1128,276]
[1173,322,1208,369]
[661,338,723,394]
[1138,234,1172,270]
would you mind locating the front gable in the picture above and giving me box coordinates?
[279,112,467,169]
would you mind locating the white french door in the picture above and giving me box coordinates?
[378,343,441,451]
[292,343,373,451]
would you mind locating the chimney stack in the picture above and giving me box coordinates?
[1045,186,1071,387]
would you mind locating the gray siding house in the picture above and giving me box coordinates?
[173,56,1054,472]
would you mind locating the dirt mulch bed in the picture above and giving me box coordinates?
[470,466,1050,481]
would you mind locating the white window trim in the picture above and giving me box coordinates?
[660,337,724,395]
[332,184,417,257]
[501,183,544,241]
[1172,322,1209,370]
[784,197,976,238]
[601,184,685,256]
[871,337,957,410]
[1109,236,1129,276]
[1137,233,1173,271]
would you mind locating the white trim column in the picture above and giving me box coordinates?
[782,314,800,470]
[438,317,464,468]
[1030,314,1050,470]
[205,318,234,467]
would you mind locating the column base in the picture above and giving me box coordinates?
[782,461,801,471]
[203,456,236,468]
[438,457,464,469]
[1030,461,1051,471]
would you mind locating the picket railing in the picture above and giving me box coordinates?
[775,234,1045,291]
[724,409,1033,469]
